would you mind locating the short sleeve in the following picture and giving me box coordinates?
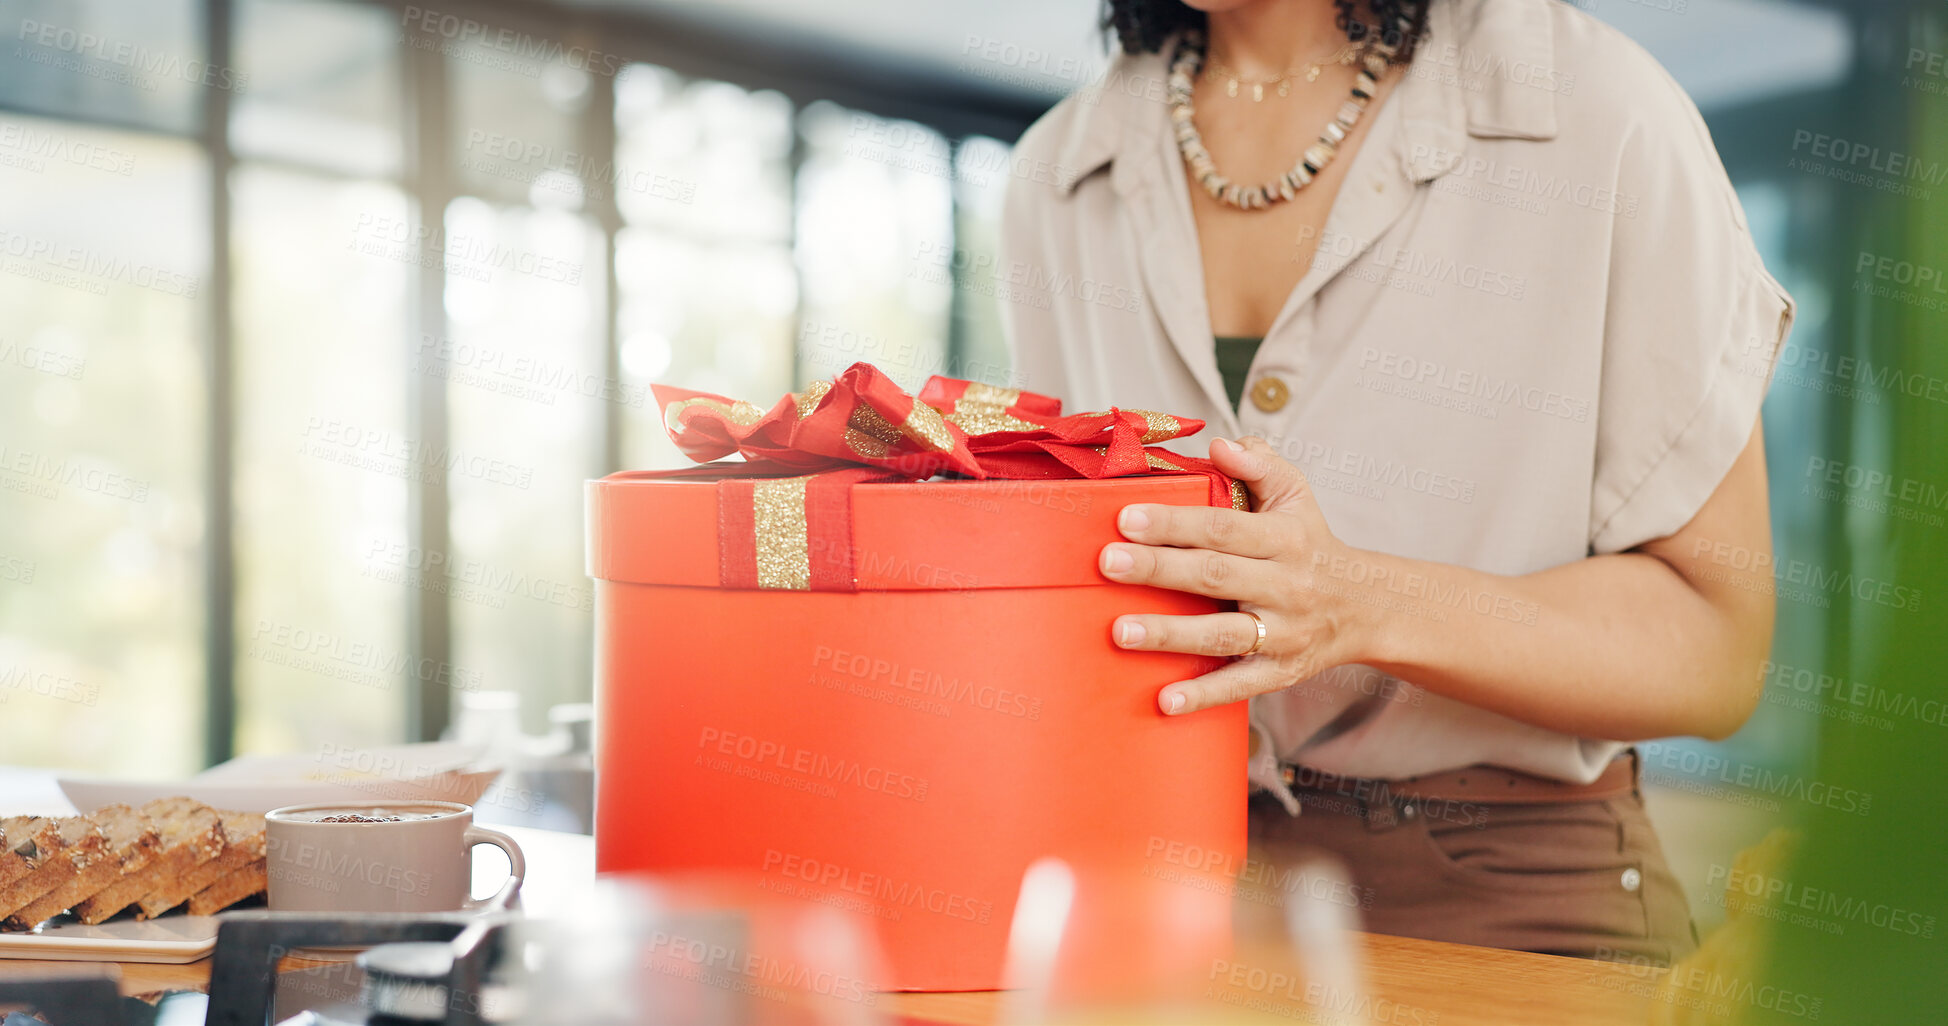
[1588,79,1795,555]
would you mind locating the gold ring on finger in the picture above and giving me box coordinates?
[1239,609,1268,657]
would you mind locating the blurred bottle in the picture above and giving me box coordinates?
[514,704,595,832]
[448,693,595,833]
[1001,854,1370,1026]
[446,690,525,764]
[513,875,888,1026]
[999,855,1232,1026]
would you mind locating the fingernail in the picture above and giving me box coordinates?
[1119,506,1150,533]
[1217,437,1245,453]
[1160,690,1186,715]
[1116,620,1146,646]
[1101,546,1134,575]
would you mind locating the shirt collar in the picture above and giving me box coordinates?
[1051,0,1559,196]
[1437,0,1562,141]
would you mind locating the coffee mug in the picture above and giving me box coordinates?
[265,800,525,913]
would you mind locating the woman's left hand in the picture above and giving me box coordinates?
[1099,436,1371,715]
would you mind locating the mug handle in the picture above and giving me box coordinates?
[461,826,527,911]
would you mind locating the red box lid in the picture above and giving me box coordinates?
[586,473,1212,591]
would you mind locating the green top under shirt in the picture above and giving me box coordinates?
[1215,335,1265,410]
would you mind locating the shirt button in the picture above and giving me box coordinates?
[1400,803,1418,820]
[1249,375,1290,413]
[1620,867,1642,893]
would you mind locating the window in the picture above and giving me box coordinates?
[950,135,1017,388]
[0,115,208,775]
[231,0,401,177]
[616,67,797,471]
[231,166,411,755]
[441,197,607,723]
[0,0,206,134]
[229,0,412,756]
[793,101,954,394]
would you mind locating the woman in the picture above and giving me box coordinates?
[1001,0,1794,963]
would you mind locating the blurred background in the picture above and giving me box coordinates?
[0,0,1940,959]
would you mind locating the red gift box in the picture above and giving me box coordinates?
[585,366,1249,990]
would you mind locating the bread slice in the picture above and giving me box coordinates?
[3,805,156,931]
[0,817,109,929]
[185,859,266,916]
[0,817,75,919]
[72,798,224,925]
[0,821,36,890]
[137,809,264,918]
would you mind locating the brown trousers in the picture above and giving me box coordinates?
[1246,773,1698,965]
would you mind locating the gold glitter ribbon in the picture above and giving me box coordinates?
[664,396,764,433]
[1129,410,1183,444]
[792,380,833,420]
[844,403,903,459]
[750,477,811,590]
[843,397,958,459]
[945,391,1044,436]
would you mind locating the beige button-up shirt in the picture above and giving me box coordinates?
[999,0,1795,797]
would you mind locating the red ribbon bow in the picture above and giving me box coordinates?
[630,363,1244,590]
[654,363,1243,506]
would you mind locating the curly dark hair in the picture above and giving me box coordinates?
[1102,0,1428,65]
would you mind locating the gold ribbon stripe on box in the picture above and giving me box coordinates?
[750,476,812,590]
